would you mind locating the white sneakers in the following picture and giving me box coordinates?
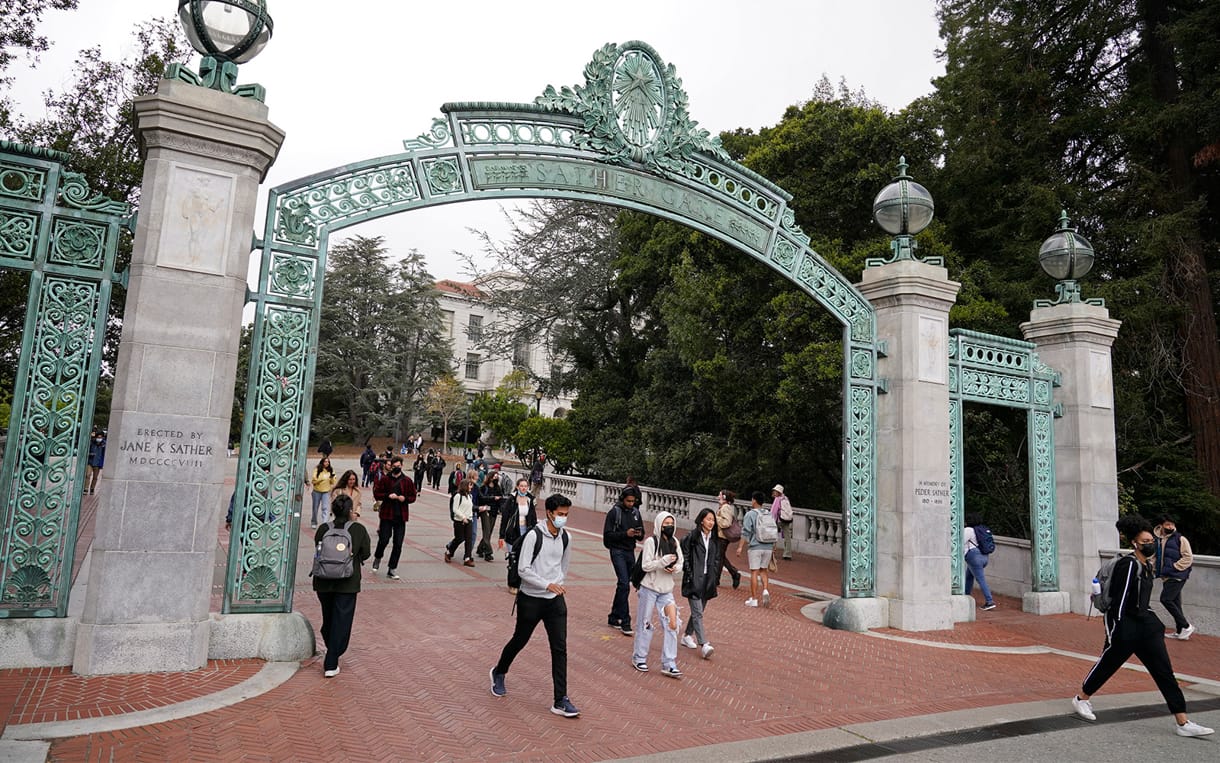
[762,589,771,607]
[700,643,714,659]
[1071,695,1096,721]
[681,635,698,649]
[1176,720,1214,737]
[323,668,340,678]
[1167,624,1195,640]
[744,598,758,607]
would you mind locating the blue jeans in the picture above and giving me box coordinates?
[310,490,331,525]
[633,586,679,670]
[965,548,993,605]
[608,547,634,626]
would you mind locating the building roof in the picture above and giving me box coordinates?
[435,279,485,299]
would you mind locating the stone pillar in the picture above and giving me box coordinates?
[1020,302,1121,614]
[857,260,961,630]
[73,80,284,674]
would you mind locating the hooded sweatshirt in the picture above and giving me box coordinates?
[640,511,684,594]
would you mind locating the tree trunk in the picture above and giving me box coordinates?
[1142,0,1220,496]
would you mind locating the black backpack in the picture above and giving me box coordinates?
[310,522,354,579]
[629,537,660,590]
[506,525,568,589]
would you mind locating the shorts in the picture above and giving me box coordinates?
[748,548,772,571]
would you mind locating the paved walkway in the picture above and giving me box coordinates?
[1,458,1217,761]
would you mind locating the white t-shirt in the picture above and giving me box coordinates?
[963,526,978,554]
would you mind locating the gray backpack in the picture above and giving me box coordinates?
[755,509,780,543]
[311,522,354,579]
[1091,554,1125,613]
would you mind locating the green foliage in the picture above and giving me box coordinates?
[0,0,80,129]
[312,236,451,444]
[425,373,468,453]
[229,325,252,443]
[515,416,577,475]
[470,391,530,450]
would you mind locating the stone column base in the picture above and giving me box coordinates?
[823,597,889,632]
[888,598,954,631]
[73,620,209,675]
[1023,590,1071,615]
[951,594,976,623]
[0,618,77,668]
[208,612,315,661]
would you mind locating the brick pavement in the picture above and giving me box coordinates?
[3,470,1217,762]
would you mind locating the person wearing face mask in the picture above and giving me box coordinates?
[1153,514,1196,641]
[632,511,685,678]
[372,455,416,580]
[86,429,106,495]
[680,507,720,659]
[1072,514,1213,737]
[489,494,579,718]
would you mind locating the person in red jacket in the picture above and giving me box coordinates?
[372,456,416,580]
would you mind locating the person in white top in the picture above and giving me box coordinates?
[632,511,685,678]
[444,479,476,567]
[680,507,720,659]
[963,512,995,610]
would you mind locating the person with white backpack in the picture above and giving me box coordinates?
[736,491,777,607]
[771,484,794,560]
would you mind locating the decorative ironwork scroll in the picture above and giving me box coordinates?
[948,329,1061,595]
[232,41,882,609]
[0,144,129,618]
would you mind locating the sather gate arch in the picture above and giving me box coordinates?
[223,41,881,612]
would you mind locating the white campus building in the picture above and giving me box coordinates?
[435,279,574,418]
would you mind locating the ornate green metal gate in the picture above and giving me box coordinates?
[0,142,130,618]
[948,329,1061,594]
[223,41,882,612]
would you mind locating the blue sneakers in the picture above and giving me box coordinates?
[489,667,506,697]
[550,696,580,717]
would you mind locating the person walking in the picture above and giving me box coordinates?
[332,469,363,520]
[86,429,106,495]
[1154,514,1196,640]
[318,438,334,458]
[602,488,645,636]
[963,512,996,610]
[489,494,580,718]
[771,484,794,561]
[308,456,337,528]
[359,443,376,487]
[498,477,537,594]
[529,455,545,496]
[680,507,720,660]
[312,494,370,678]
[476,467,504,562]
[1072,514,1213,737]
[444,478,476,567]
[714,490,743,589]
[737,492,775,607]
[429,450,445,490]
[632,511,684,678]
[372,456,416,580]
[412,453,427,493]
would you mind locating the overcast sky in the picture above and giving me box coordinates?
[12,0,945,281]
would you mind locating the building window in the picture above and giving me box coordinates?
[512,341,529,369]
[468,314,483,342]
[465,353,480,380]
[441,310,454,338]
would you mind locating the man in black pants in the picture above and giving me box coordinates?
[489,494,580,718]
[372,456,416,580]
[1072,514,1212,737]
[602,489,644,636]
[1154,514,1196,640]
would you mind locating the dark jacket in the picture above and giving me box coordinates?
[87,437,106,468]
[499,493,538,544]
[480,475,504,518]
[312,519,371,594]
[373,470,416,521]
[1156,532,1192,581]
[602,501,644,551]
[1105,554,1162,641]
[359,447,376,469]
[680,529,720,601]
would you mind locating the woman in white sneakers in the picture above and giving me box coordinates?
[632,511,685,678]
[680,507,720,659]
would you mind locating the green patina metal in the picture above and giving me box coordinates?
[0,143,130,618]
[224,41,882,611]
[948,329,1062,594]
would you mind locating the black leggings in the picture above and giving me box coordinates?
[1081,627,1185,714]
[447,520,473,560]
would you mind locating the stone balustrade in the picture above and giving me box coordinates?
[523,468,1217,635]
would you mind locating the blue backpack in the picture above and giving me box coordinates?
[974,524,996,555]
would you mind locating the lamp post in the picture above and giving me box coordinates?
[167,0,274,101]
[867,156,938,267]
[534,389,544,415]
[1033,210,1104,308]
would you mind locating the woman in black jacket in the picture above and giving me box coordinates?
[680,507,721,660]
[312,494,371,678]
[497,477,537,594]
[1072,514,1212,737]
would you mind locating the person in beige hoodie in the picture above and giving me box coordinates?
[631,511,685,678]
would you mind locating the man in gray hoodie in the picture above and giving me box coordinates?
[489,494,580,718]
